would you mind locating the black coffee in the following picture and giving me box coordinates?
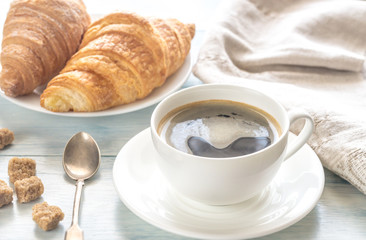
[187,136,271,158]
[158,100,281,158]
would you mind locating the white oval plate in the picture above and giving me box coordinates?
[0,54,191,117]
[113,128,325,240]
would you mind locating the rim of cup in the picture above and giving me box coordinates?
[151,83,290,160]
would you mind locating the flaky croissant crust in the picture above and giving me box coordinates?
[40,12,195,112]
[0,0,90,97]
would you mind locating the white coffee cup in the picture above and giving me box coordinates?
[151,84,314,205]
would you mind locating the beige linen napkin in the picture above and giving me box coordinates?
[193,0,366,194]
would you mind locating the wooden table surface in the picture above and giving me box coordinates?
[1,1,366,239]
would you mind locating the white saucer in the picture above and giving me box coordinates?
[113,128,324,240]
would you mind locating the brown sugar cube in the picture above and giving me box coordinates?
[0,180,13,208]
[14,176,44,203]
[8,157,36,183]
[0,128,14,149]
[32,202,64,231]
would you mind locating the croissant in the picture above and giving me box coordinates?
[0,0,90,97]
[40,12,195,112]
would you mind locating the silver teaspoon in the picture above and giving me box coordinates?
[63,132,101,240]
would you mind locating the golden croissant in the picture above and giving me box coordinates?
[40,12,195,112]
[0,0,90,97]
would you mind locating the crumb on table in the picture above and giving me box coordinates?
[0,179,13,208]
[14,176,44,203]
[32,202,64,231]
[8,157,36,183]
[0,128,14,149]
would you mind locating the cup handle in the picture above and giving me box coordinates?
[284,109,314,161]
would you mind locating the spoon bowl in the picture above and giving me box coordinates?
[63,132,100,180]
[63,132,100,240]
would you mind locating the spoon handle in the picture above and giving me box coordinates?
[65,180,85,240]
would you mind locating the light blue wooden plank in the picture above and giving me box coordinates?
[1,155,365,240]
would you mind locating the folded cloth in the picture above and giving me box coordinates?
[193,0,366,194]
